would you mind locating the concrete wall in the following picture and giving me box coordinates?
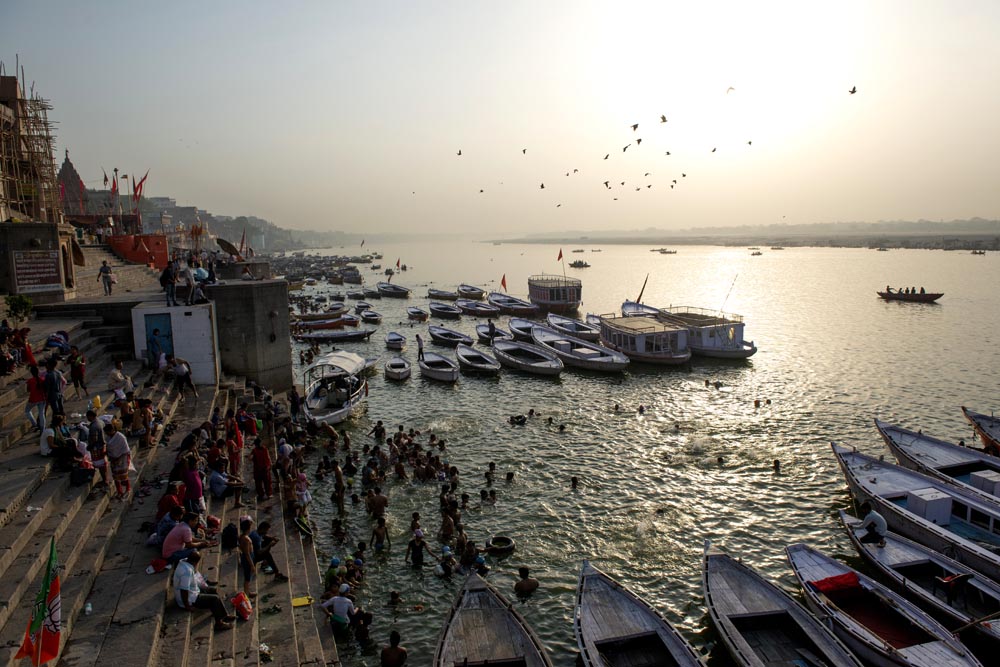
[205,279,292,391]
[130,301,220,386]
[216,259,271,280]
[0,222,77,304]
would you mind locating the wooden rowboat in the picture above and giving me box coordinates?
[786,542,981,667]
[428,288,460,301]
[962,407,1000,454]
[876,419,1000,504]
[428,326,473,347]
[384,357,410,381]
[407,307,429,322]
[377,281,411,298]
[832,443,1000,586]
[418,352,459,383]
[455,344,501,375]
[703,541,862,667]
[456,284,487,300]
[384,332,406,350]
[491,340,563,376]
[575,560,705,667]
[294,329,375,343]
[531,325,629,373]
[839,510,1000,651]
[475,323,513,345]
[877,291,943,303]
[508,317,536,342]
[546,313,600,342]
[434,573,551,667]
[488,292,539,316]
[429,302,463,319]
[456,299,501,317]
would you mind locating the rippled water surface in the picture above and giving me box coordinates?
[288,242,1000,665]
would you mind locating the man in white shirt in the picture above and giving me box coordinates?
[172,551,235,630]
[859,502,888,548]
[320,583,358,632]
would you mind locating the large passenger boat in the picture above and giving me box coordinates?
[301,351,368,424]
[621,301,756,358]
[527,274,582,313]
[598,314,691,365]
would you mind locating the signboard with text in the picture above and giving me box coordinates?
[13,250,62,293]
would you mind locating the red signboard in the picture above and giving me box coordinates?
[13,250,62,293]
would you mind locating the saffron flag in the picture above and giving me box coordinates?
[557,248,563,261]
[15,537,60,666]
[110,177,118,196]
[134,170,149,203]
[395,258,400,269]
[500,274,507,291]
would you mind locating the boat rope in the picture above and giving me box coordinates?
[719,273,739,313]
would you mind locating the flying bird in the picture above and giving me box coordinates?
[636,138,642,146]
[849,86,857,94]
[540,183,545,189]
[681,173,686,177]
[711,148,717,153]
[660,115,667,123]
[457,150,462,156]
[479,189,484,193]
[747,141,752,145]
[620,181,625,185]
[726,86,735,94]
[603,154,609,160]
[556,204,561,208]
[631,123,639,131]
[646,185,652,189]
[573,169,578,173]
[522,148,527,154]
[644,172,650,177]
[664,151,671,156]
[670,184,674,189]
[566,172,570,176]
[623,144,631,152]
[672,179,677,184]
[603,181,610,189]
[635,187,641,191]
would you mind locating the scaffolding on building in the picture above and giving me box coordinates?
[0,61,61,224]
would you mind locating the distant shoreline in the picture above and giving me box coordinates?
[488,233,999,251]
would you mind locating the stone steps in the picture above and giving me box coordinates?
[0,369,180,667]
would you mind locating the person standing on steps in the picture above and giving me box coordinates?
[146,328,162,373]
[43,357,66,417]
[24,364,47,432]
[98,260,114,296]
[105,421,132,499]
[238,518,257,600]
[67,345,88,399]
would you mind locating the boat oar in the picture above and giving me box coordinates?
[952,609,1000,634]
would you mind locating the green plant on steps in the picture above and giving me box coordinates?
[4,294,33,327]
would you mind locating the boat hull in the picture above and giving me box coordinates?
[419,353,460,382]
[877,291,943,303]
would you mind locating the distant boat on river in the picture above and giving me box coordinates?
[878,290,943,303]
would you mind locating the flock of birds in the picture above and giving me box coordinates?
[444,86,858,209]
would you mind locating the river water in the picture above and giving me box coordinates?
[287,242,1000,665]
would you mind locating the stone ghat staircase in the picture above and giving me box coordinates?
[73,245,162,300]
[0,311,337,666]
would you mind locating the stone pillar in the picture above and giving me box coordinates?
[205,279,292,391]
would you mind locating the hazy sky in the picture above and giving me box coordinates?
[3,1,999,234]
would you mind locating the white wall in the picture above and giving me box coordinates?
[131,302,220,386]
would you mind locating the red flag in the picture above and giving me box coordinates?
[557,248,563,261]
[110,178,118,196]
[395,258,400,269]
[134,170,149,203]
[15,538,60,665]
[500,274,507,291]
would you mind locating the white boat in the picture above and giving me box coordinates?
[962,407,1000,453]
[360,310,382,324]
[839,510,1000,650]
[508,317,536,342]
[456,284,487,300]
[576,560,706,667]
[598,314,691,365]
[876,418,1000,503]
[531,325,629,372]
[491,339,563,376]
[622,301,756,359]
[703,542,863,667]
[428,325,473,347]
[487,292,539,316]
[385,331,406,350]
[429,302,463,319]
[434,573,551,667]
[786,542,981,667]
[427,288,459,301]
[832,443,1000,583]
[384,357,411,381]
[527,274,582,313]
[456,299,501,317]
[376,281,411,298]
[475,323,512,344]
[419,352,460,383]
[546,313,600,342]
[301,351,368,424]
[455,344,501,375]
